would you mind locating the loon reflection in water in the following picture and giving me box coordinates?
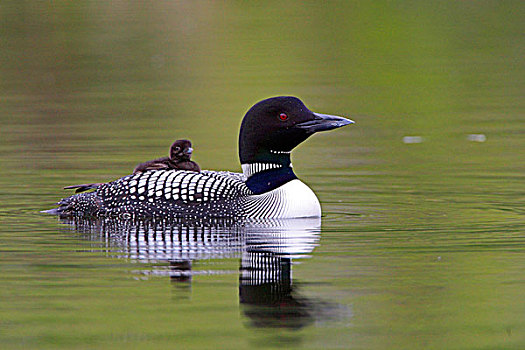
[58,216,351,329]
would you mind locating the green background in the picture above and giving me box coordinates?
[0,1,524,349]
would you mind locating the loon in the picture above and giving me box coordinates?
[48,96,353,219]
[133,139,201,174]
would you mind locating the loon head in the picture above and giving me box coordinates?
[170,139,193,161]
[239,96,354,166]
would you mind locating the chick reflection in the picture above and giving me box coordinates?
[169,260,192,283]
[58,216,342,329]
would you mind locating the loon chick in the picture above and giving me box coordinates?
[133,139,201,174]
[64,140,200,194]
[48,96,354,219]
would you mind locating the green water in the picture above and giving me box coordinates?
[1,1,524,349]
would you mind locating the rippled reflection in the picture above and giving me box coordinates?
[58,216,350,329]
[62,217,245,262]
[240,219,319,329]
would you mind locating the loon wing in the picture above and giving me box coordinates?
[201,170,246,182]
[53,169,252,218]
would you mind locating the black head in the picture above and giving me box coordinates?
[170,139,193,161]
[239,96,353,164]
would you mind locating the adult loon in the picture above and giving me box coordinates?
[133,139,201,174]
[48,96,353,219]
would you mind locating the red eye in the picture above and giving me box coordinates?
[279,113,288,121]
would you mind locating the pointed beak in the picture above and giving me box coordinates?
[296,113,354,133]
[184,147,193,155]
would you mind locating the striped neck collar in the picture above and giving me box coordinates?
[242,164,297,194]
[242,162,293,179]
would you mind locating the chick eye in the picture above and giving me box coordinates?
[279,113,288,121]
[174,147,180,151]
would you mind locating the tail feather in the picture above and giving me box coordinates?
[64,183,104,193]
[41,208,61,215]
[44,191,103,216]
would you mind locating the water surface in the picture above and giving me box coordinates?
[0,1,524,349]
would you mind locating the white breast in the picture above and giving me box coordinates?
[242,179,321,218]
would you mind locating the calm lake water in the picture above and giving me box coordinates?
[1,1,524,349]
